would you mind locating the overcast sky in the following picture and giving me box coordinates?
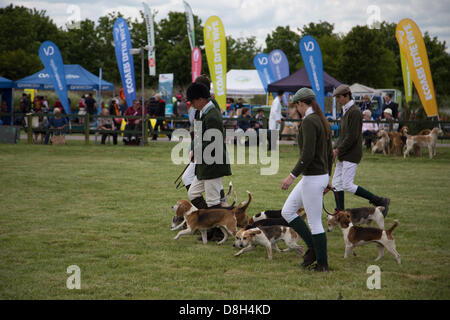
[4,0,450,52]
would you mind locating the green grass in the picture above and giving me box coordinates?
[0,140,449,300]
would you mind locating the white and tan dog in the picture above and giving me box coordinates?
[372,130,390,155]
[233,225,304,259]
[327,206,385,232]
[335,210,401,264]
[404,127,441,159]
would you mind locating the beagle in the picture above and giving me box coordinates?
[327,206,385,232]
[248,208,305,225]
[170,183,237,231]
[335,210,401,264]
[233,226,304,260]
[172,192,252,244]
[404,127,441,159]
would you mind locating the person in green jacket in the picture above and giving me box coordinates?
[331,84,390,215]
[280,88,333,272]
[186,82,232,210]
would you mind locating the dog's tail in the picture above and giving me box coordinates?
[386,220,399,239]
[237,191,252,212]
[221,181,233,204]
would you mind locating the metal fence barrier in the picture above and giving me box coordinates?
[0,112,449,145]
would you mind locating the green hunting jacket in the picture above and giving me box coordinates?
[193,100,232,180]
[336,104,363,163]
[291,113,333,177]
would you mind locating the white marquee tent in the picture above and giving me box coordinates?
[211,69,266,98]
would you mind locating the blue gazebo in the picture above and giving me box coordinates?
[0,76,13,125]
[14,64,114,91]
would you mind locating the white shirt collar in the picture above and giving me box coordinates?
[199,100,214,117]
[303,106,314,119]
[342,100,355,115]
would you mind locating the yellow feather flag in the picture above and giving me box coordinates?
[204,16,227,110]
[400,50,413,104]
[396,18,438,117]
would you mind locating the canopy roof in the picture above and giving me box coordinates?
[350,83,377,96]
[211,69,266,97]
[0,76,13,89]
[14,64,114,91]
[267,67,342,93]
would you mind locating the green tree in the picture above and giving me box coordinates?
[0,5,63,79]
[265,26,301,73]
[155,11,203,88]
[0,49,42,80]
[339,25,396,88]
[227,36,261,70]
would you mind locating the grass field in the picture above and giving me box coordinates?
[0,139,449,300]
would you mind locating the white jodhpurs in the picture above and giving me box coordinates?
[331,160,358,194]
[188,176,223,207]
[181,162,196,187]
[281,174,329,235]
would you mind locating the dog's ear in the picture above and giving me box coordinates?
[249,230,262,237]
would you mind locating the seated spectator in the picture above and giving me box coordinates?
[124,99,145,145]
[0,100,8,125]
[379,108,398,132]
[251,108,265,130]
[97,108,118,145]
[45,108,67,144]
[148,93,167,141]
[362,110,378,150]
[360,95,373,112]
[32,97,48,144]
[109,96,123,129]
[238,107,251,132]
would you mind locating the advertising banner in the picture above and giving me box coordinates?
[38,40,69,114]
[299,35,325,111]
[396,19,437,116]
[204,16,227,110]
[253,53,274,93]
[143,2,156,76]
[113,18,137,108]
[158,73,174,108]
[191,46,202,82]
[183,1,196,51]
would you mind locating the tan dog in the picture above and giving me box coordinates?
[404,127,440,159]
[388,126,408,156]
[372,130,390,155]
[335,210,401,264]
[172,192,252,244]
[413,129,431,156]
[233,226,304,259]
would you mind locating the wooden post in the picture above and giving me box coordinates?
[85,114,90,144]
[143,115,148,145]
[27,113,33,144]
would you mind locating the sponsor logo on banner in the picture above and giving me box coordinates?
[299,35,325,111]
[113,18,137,108]
[400,50,413,104]
[191,46,202,83]
[253,53,274,93]
[38,41,70,114]
[204,16,227,110]
[143,2,156,76]
[269,49,290,104]
[396,18,437,117]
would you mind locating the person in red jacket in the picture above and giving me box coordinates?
[124,99,145,145]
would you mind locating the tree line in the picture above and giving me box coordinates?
[1,4,449,106]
